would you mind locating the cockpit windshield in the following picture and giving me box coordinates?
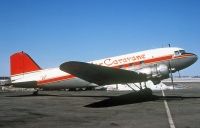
[174,50,186,56]
[179,50,186,54]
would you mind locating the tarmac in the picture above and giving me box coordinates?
[0,83,200,128]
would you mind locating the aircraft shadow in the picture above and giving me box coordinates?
[84,90,200,108]
[5,93,111,98]
[6,94,59,97]
[5,90,200,108]
[85,89,157,108]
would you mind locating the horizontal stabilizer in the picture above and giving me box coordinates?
[12,81,38,88]
[60,61,147,85]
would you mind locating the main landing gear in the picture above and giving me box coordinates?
[126,82,153,96]
[33,89,39,96]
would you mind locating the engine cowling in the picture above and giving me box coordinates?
[138,64,169,80]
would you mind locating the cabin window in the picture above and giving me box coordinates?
[140,61,144,64]
[119,65,123,68]
[129,63,133,66]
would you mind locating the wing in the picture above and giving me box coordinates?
[60,61,147,85]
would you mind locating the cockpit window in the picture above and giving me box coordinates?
[179,50,186,55]
[174,50,186,56]
[174,51,180,56]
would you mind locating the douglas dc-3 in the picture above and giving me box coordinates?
[7,47,198,95]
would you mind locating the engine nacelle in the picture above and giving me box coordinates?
[138,64,169,80]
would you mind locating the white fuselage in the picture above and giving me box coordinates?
[11,47,197,89]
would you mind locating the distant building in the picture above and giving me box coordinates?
[0,77,11,86]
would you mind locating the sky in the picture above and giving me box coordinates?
[0,0,200,76]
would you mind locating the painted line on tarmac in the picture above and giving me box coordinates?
[162,89,176,128]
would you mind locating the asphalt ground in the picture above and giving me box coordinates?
[0,83,200,128]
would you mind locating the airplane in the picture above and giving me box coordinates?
[6,47,198,95]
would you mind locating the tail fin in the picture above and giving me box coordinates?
[10,51,41,76]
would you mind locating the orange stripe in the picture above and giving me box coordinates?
[11,70,43,77]
[174,54,193,59]
[38,75,75,86]
[115,55,173,69]
[145,55,172,63]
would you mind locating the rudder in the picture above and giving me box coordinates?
[10,51,41,76]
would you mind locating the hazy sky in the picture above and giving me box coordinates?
[0,0,200,76]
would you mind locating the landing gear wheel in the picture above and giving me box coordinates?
[33,90,39,96]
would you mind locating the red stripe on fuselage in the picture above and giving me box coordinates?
[144,55,172,64]
[37,75,74,86]
[174,54,193,59]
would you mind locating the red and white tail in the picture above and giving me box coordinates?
[10,51,42,76]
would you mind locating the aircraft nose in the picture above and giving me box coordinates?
[191,53,198,63]
[171,52,198,71]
